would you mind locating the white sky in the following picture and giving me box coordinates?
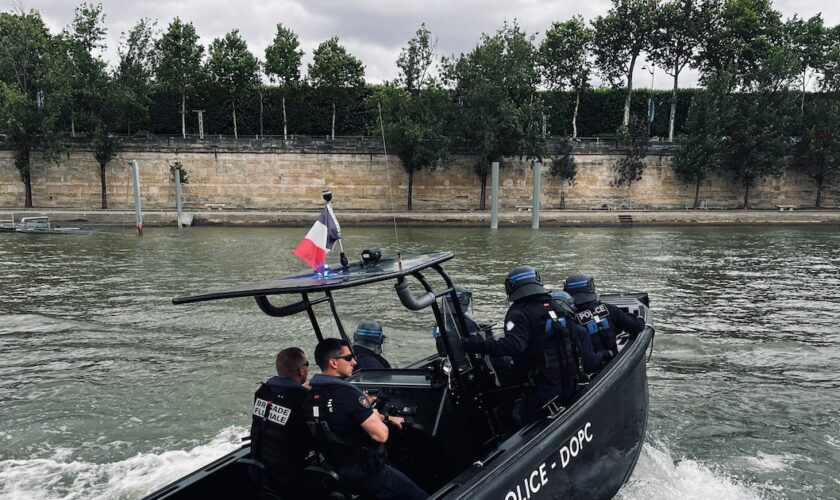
[16,0,840,90]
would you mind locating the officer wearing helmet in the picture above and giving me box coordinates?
[433,285,480,356]
[563,272,644,365]
[550,291,611,372]
[463,265,584,423]
[352,320,391,371]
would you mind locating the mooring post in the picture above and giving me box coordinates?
[175,168,183,228]
[131,160,143,235]
[490,161,500,230]
[532,161,541,229]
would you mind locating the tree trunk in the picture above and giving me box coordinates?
[801,72,806,118]
[258,91,264,137]
[232,100,238,139]
[815,180,823,208]
[560,183,566,209]
[623,56,637,127]
[282,95,288,140]
[479,174,487,211]
[743,182,750,209]
[71,117,75,138]
[407,168,414,211]
[24,174,32,208]
[693,175,701,209]
[331,102,336,140]
[100,162,108,209]
[669,70,679,142]
[627,181,633,209]
[181,93,186,139]
[572,90,580,139]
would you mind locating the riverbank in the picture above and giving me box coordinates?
[2,208,840,227]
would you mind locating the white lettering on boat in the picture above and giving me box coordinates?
[559,422,593,468]
[504,462,548,500]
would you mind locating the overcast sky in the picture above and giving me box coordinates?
[17,0,840,90]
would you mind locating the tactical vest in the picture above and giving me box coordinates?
[518,300,579,388]
[575,301,617,353]
[249,381,310,483]
[304,380,386,471]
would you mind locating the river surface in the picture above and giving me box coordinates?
[0,225,838,500]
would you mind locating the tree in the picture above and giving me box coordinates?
[382,25,451,210]
[443,21,542,209]
[0,8,67,208]
[540,17,593,139]
[612,115,650,207]
[62,2,108,137]
[264,23,302,140]
[648,0,705,141]
[784,15,827,120]
[671,73,730,207]
[548,136,577,208]
[307,36,365,139]
[592,0,659,128]
[207,29,260,139]
[116,17,157,134]
[155,17,204,139]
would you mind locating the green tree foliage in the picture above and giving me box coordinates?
[308,36,365,139]
[383,25,451,210]
[0,9,67,208]
[548,136,577,207]
[648,0,706,140]
[672,73,729,207]
[155,17,204,138]
[540,16,593,138]
[784,14,827,120]
[62,2,108,136]
[116,17,157,134]
[264,23,303,139]
[592,0,659,127]
[443,21,542,209]
[207,29,260,139]
[612,115,651,206]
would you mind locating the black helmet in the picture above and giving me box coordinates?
[504,265,546,302]
[563,272,598,305]
[354,319,385,354]
[550,290,577,316]
[445,285,472,309]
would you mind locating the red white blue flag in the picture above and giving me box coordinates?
[292,205,341,271]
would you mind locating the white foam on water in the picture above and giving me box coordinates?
[742,452,810,472]
[618,442,769,500]
[0,426,245,500]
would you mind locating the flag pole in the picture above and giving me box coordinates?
[322,189,349,271]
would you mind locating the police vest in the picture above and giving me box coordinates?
[575,301,617,353]
[250,381,310,482]
[519,300,579,387]
[303,380,386,470]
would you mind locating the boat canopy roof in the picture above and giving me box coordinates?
[172,251,454,305]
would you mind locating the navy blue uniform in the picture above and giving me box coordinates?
[354,345,392,370]
[306,374,426,500]
[482,294,593,422]
[575,301,645,358]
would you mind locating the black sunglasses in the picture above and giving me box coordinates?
[332,353,355,362]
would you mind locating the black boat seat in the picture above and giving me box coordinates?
[302,465,347,500]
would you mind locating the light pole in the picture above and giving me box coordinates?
[641,65,655,136]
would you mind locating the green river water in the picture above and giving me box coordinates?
[0,225,838,499]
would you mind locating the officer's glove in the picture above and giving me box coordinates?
[462,335,486,354]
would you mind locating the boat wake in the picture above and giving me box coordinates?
[0,431,768,500]
[618,442,768,500]
[0,426,244,500]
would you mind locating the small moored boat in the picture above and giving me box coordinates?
[146,251,654,499]
[15,216,86,234]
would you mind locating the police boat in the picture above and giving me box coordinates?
[146,251,654,500]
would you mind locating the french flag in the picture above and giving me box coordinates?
[292,205,341,271]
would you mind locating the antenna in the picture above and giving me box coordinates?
[377,103,401,266]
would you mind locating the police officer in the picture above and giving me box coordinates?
[305,338,426,500]
[249,347,313,496]
[352,320,392,371]
[463,265,582,424]
[550,290,612,372]
[563,272,645,365]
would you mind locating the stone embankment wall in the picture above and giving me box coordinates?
[0,142,836,210]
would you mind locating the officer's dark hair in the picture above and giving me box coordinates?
[275,347,306,377]
[314,338,350,370]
